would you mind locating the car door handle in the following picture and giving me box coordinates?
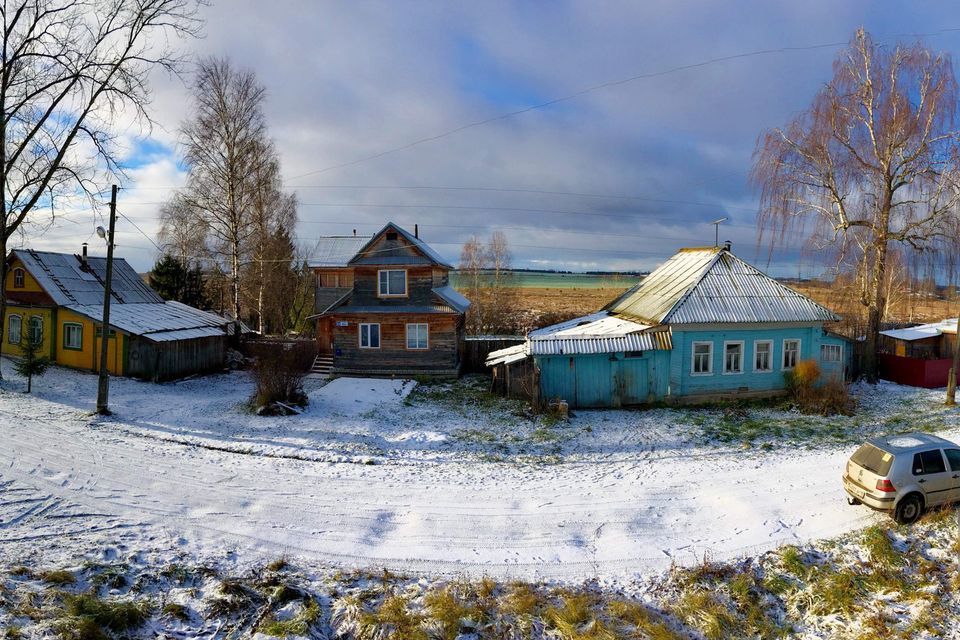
[918,478,926,484]
[953,474,960,479]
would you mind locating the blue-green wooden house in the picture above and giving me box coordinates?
[488,245,851,408]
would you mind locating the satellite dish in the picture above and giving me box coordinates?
[96,226,106,239]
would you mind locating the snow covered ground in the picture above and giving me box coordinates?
[1,358,958,583]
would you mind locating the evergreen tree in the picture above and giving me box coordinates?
[14,331,50,393]
[149,254,210,308]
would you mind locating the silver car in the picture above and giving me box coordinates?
[843,433,960,524]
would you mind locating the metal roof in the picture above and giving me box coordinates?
[432,285,470,313]
[11,249,162,305]
[349,222,453,269]
[308,236,371,267]
[881,319,958,342]
[486,343,529,366]
[66,302,231,342]
[523,311,672,355]
[605,247,838,325]
[334,305,458,314]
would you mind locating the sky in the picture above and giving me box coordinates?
[21,0,960,275]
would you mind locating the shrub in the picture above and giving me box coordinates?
[785,360,854,416]
[248,340,317,413]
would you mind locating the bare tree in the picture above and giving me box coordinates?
[752,29,960,380]
[0,0,202,377]
[175,57,269,324]
[158,194,209,265]
[458,232,518,334]
[459,235,487,334]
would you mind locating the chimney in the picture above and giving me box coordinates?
[723,240,732,252]
[352,229,356,237]
[414,223,418,239]
[81,243,88,267]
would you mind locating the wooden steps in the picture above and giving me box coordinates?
[310,354,334,378]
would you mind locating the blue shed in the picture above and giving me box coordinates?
[489,245,851,408]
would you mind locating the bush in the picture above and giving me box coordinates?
[785,360,854,416]
[248,340,317,414]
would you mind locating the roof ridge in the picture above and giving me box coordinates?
[660,248,726,324]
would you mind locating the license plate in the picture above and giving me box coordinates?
[845,478,865,499]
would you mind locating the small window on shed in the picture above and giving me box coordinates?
[913,450,947,475]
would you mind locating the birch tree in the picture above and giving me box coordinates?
[752,29,960,381]
[0,0,201,377]
[175,57,268,324]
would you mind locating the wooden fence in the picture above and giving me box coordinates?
[462,336,525,373]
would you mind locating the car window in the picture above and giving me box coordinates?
[851,443,893,476]
[913,450,947,475]
[945,449,960,472]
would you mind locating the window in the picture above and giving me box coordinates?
[912,450,947,475]
[754,340,772,372]
[359,323,380,349]
[378,270,407,296]
[691,341,713,375]
[945,449,960,472]
[782,339,800,370]
[7,315,21,345]
[723,341,743,374]
[821,344,842,363]
[95,326,117,338]
[28,316,42,345]
[406,323,428,350]
[12,268,24,288]
[63,323,83,350]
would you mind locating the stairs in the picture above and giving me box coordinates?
[310,354,334,378]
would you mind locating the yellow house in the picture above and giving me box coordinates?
[4,248,231,380]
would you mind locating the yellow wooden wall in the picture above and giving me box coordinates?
[5,258,45,294]
[2,306,124,375]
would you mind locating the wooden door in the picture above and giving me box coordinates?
[317,318,333,354]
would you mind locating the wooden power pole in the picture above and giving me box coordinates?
[948,316,960,406]
[96,185,118,415]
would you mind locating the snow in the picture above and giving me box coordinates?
[880,318,958,341]
[0,358,958,584]
[886,436,926,448]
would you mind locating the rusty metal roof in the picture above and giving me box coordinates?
[605,247,838,325]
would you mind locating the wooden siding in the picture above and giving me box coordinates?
[331,313,461,375]
[536,351,671,409]
[124,335,226,381]
[349,266,439,307]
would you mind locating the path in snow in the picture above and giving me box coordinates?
[0,389,884,580]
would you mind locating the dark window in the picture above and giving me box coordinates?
[945,449,960,472]
[851,443,893,476]
[386,231,398,241]
[913,450,947,475]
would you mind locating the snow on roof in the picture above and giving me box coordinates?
[486,343,529,367]
[880,319,958,341]
[11,249,162,306]
[66,302,231,342]
[432,285,470,313]
[523,311,672,355]
[308,236,371,267]
[604,247,838,325]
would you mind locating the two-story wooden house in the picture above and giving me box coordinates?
[309,223,470,378]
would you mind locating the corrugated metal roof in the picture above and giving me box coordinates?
[349,222,454,269]
[12,249,162,305]
[432,285,470,313]
[66,302,231,342]
[529,311,650,338]
[881,319,958,341]
[605,247,838,325]
[523,311,672,355]
[308,236,370,267]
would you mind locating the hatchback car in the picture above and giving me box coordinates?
[843,433,960,524]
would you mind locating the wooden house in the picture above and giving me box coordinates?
[309,223,470,378]
[3,248,232,381]
[487,244,851,408]
[879,320,958,388]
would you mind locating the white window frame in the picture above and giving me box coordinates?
[7,314,21,345]
[753,340,773,373]
[359,323,381,349]
[63,322,83,350]
[691,341,713,376]
[723,340,744,375]
[13,268,24,288]
[28,316,43,346]
[782,338,801,371]
[377,269,408,297]
[406,323,429,350]
[820,343,843,363]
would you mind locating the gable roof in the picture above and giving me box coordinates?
[308,236,371,268]
[348,222,453,269]
[10,249,162,306]
[605,246,838,325]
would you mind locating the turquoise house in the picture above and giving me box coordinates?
[488,244,851,408]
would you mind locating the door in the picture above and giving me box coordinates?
[943,449,960,503]
[316,318,333,354]
[911,449,954,507]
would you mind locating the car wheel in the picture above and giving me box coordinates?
[894,493,923,525]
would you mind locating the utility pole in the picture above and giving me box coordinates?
[96,185,117,415]
[947,316,960,406]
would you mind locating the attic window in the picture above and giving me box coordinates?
[386,231,398,241]
[13,268,24,288]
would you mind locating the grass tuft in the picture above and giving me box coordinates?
[39,570,76,586]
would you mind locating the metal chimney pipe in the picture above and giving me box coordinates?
[723,240,732,251]
[82,242,88,266]
[414,224,418,238]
